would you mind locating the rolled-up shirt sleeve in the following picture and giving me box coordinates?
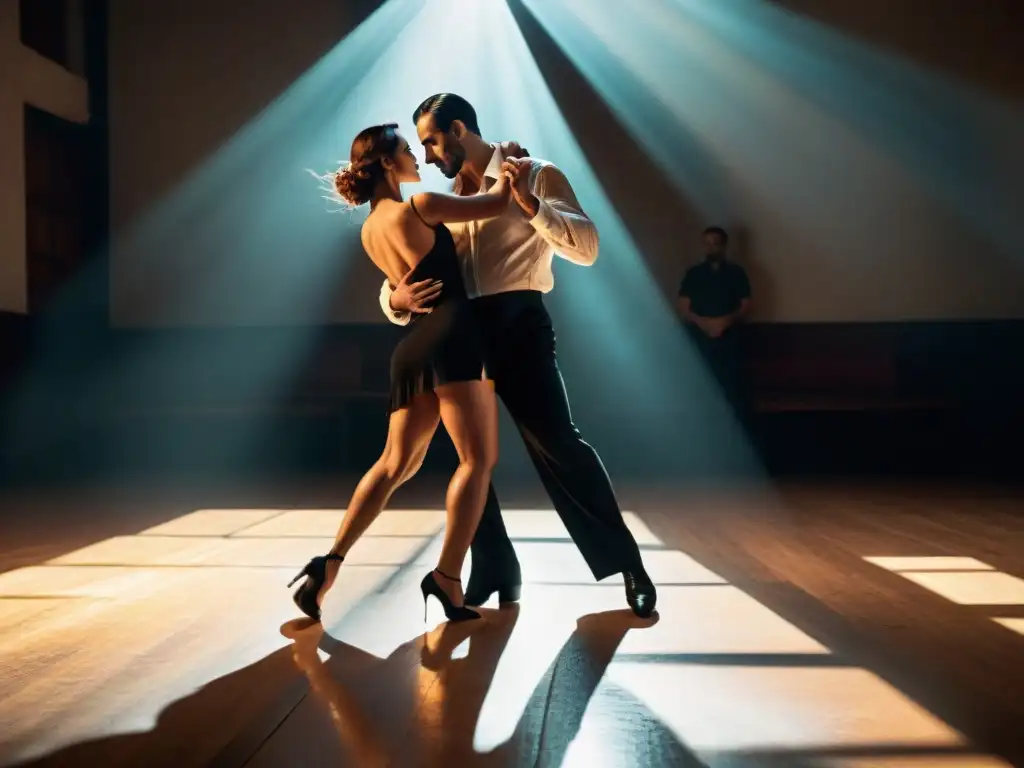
[379,279,411,326]
[528,164,599,266]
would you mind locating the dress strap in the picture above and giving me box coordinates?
[409,196,432,228]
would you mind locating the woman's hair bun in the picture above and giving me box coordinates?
[333,164,374,206]
[311,123,399,209]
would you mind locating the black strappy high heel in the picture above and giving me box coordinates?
[420,568,481,623]
[288,553,344,621]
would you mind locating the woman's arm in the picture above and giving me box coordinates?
[409,173,511,227]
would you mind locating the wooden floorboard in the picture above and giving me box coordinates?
[641,486,1024,766]
[1,480,1023,767]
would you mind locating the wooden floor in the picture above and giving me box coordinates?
[2,479,1024,767]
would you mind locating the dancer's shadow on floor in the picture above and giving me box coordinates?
[284,608,708,766]
[8,611,704,767]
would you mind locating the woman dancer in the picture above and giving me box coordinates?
[290,123,512,623]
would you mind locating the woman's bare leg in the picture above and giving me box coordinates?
[431,380,499,606]
[318,394,439,603]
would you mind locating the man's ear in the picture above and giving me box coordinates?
[449,119,466,139]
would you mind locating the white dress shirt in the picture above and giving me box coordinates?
[379,145,599,324]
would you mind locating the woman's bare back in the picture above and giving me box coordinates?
[360,199,436,287]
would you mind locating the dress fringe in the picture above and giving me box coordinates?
[388,366,440,413]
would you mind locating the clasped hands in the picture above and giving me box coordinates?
[697,316,731,338]
[499,141,539,219]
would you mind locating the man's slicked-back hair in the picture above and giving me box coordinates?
[412,93,481,136]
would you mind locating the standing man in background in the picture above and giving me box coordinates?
[678,226,752,413]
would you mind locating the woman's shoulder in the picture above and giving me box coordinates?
[365,200,427,245]
[364,200,408,231]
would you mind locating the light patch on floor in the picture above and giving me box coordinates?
[0,510,1010,767]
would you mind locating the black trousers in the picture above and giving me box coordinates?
[686,325,747,415]
[466,291,644,581]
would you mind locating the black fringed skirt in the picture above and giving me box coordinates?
[388,299,485,413]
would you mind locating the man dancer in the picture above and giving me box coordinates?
[382,94,656,617]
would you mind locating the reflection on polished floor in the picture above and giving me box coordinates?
[2,484,1023,767]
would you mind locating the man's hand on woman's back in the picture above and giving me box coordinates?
[389,271,442,314]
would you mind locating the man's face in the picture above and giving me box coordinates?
[704,233,726,256]
[416,113,466,179]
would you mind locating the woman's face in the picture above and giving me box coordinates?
[390,134,421,184]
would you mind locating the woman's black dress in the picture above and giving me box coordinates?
[388,217,484,413]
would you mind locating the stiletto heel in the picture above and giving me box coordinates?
[287,566,309,588]
[289,553,344,621]
[420,569,481,624]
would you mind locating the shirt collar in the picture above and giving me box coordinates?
[482,144,504,181]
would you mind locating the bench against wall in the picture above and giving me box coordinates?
[2,319,1021,417]
[741,321,1023,413]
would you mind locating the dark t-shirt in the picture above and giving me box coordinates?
[679,260,751,318]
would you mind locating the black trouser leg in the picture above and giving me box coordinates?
[689,326,746,415]
[482,298,644,581]
[468,480,520,579]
